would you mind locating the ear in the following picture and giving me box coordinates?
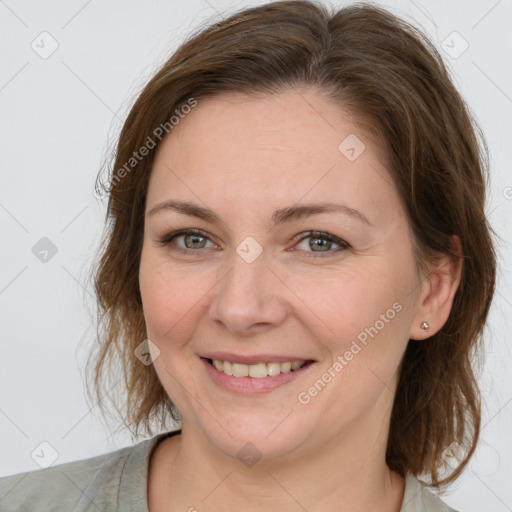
[409,235,463,340]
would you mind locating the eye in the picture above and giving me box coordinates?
[158,229,217,252]
[292,231,350,258]
[158,228,350,258]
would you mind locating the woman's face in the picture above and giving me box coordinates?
[139,89,425,461]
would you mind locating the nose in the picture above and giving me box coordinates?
[208,244,289,336]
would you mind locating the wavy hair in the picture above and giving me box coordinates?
[85,0,496,487]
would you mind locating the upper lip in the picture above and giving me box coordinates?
[201,352,315,365]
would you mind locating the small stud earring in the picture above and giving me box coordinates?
[420,321,429,332]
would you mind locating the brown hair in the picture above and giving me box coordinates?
[86,0,496,487]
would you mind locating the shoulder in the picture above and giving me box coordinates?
[401,473,461,512]
[0,434,168,512]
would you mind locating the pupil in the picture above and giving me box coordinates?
[185,235,206,249]
[311,237,330,252]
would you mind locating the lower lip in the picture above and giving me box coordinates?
[201,358,314,394]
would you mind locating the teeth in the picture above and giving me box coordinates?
[266,362,281,376]
[232,363,249,377]
[249,363,267,378]
[211,359,307,378]
[280,362,291,373]
[223,360,233,376]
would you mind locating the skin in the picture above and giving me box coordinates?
[139,88,462,512]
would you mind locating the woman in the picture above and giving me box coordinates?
[0,1,496,511]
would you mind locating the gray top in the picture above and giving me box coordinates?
[0,430,459,511]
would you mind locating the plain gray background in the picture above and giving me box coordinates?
[1,0,511,510]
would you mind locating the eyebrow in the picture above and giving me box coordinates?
[147,199,371,227]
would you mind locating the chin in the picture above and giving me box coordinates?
[194,411,315,464]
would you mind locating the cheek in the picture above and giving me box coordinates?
[139,254,212,348]
[295,268,411,424]
[296,262,404,339]
[301,260,413,379]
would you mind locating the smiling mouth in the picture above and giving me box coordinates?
[206,358,314,378]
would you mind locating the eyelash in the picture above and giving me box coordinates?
[158,228,350,259]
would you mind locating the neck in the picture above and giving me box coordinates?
[155,407,404,512]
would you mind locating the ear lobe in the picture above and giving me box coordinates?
[410,235,463,340]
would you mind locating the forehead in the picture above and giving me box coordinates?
[147,89,401,225]
[166,89,371,166]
